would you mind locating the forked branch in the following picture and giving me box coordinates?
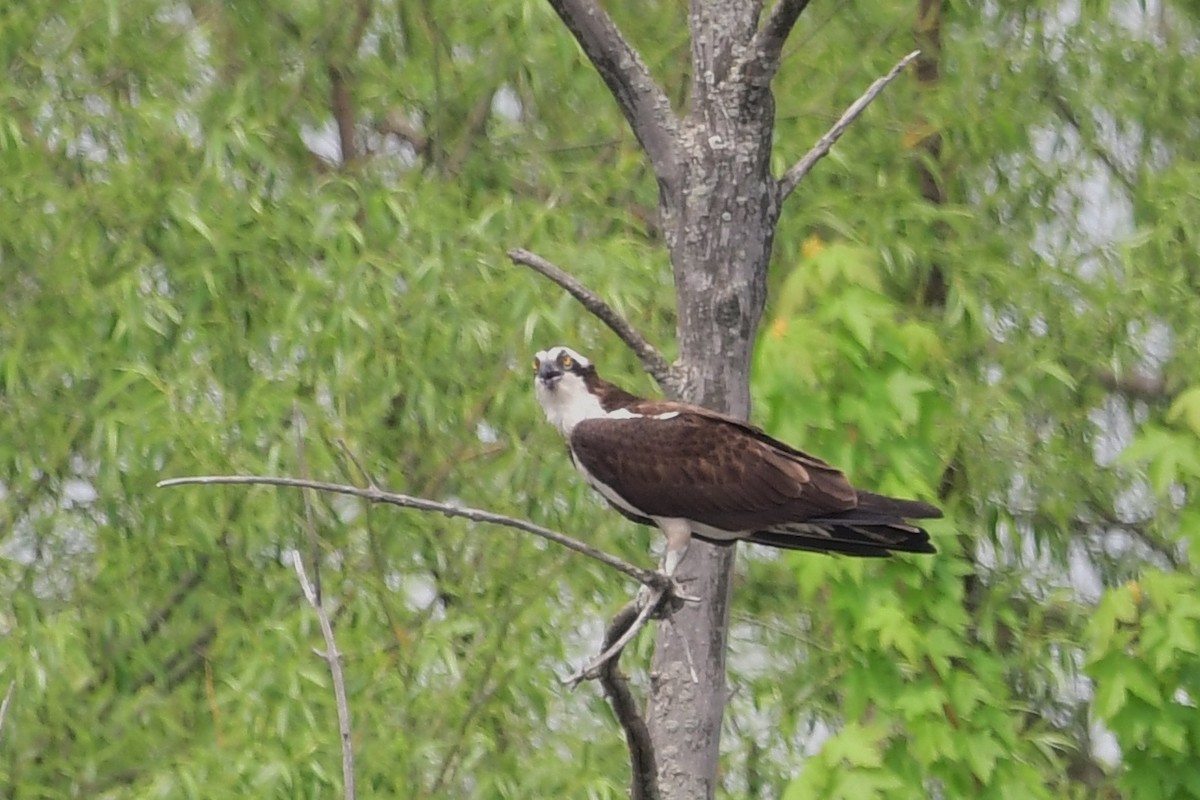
[508,248,675,392]
[779,50,920,200]
[747,0,814,82]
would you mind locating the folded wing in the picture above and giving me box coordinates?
[570,406,939,557]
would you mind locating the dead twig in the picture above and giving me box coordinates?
[507,247,675,392]
[157,474,662,588]
[564,588,664,688]
[295,404,322,605]
[779,50,920,200]
[292,553,356,800]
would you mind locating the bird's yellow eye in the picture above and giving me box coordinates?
[531,358,539,372]
[561,355,574,369]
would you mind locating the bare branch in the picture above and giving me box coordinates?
[778,50,920,201]
[747,0,814,81]
[327,0,373,166]
[508,248,675,391]
[596,602,660,800]
[543,0,680,187]
[336,438,381,490]
[295,404,322,605]
[0,680,14,747]
[329,65,359,164]
[565,588,663,688]
[158,474,662,588]
[292,553,356,800]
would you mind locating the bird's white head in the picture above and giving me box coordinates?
[533,345,604,436]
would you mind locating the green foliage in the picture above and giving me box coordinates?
[1087,573,1200,799]
[751,243,1057,798]
[3,0,1200,797]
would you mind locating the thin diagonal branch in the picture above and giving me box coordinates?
[295,404,322,605]
[158,474,663,588]
[596,602,661,800]
[292,553,356,800]
[747,0,814,82]
[544,0,680,188]
[508,248,674,391]
[565,588,663,688]
[779,50,920,200]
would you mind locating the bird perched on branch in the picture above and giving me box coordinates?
[532,345,939,577]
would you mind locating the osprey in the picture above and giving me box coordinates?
[533,345,939,576]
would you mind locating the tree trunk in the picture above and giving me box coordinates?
[539,1,892,795]
[647,2,782,796]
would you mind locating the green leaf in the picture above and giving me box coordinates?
[1167,386,1200,435]
[885,370,935,426]
[1124,661,1164,708]
[1154,716,1188,753]
[819,722,888,768]
[1091,667,1128,720]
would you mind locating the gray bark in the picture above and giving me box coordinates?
[648,4,781,796]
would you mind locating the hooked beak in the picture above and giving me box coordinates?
[537,361,563,385]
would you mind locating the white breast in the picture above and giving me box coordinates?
[535,373,606,435]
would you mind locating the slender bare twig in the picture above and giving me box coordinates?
[292,553,356,800]
[507,248,675,391]
[543,0,680,188]
[747,0,814,80]
[595,603,660,800]
[158,475,662,588]
[565,588,664,688]
[778,50,920,200]
[336,438,380,490]
[0,680,14,746]
[295,404,322,605]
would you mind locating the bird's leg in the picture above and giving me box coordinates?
[636,520,700,614]
[659,518,692,579]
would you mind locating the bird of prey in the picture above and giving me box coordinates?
[532,345,939,577]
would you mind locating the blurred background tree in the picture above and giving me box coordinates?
[1,0,1197,797]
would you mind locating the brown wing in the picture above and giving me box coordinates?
[569,408,857,532]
